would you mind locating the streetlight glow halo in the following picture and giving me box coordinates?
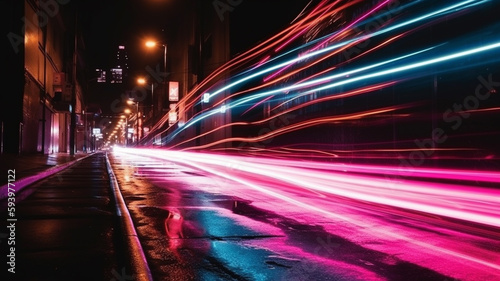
[145,40,157,48]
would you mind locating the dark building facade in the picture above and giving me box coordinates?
[138,0,310,148]
[2,0,88,154]
[137,0,499,172]
[130,0,233,147]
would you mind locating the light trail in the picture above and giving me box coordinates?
[165,38,499,146]
[128,1,500,279]
[114,147,500,228]
[262,0,392,82]
[171,105,409,149]
[153,0,499,151]
[112,147,500,281]
[200,0,488,102]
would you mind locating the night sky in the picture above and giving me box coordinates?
[77,0,311,112]
[80,0,310,76]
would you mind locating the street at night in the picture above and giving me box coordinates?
[109,147,500,281]
[2,0,500,280]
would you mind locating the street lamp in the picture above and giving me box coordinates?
[145,40,167,76]
[124,109,132,146]
[137,77,154,118]
[118,116,126,145]
[127,99,140,145]
[145,40,167,121]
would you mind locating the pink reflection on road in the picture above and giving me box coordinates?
[113,147,500,281]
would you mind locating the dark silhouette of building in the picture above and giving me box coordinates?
[2,0,88,154]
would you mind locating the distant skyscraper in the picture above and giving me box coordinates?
[95,45,129,84]
[96,68,106,83]
[109,45,129,84]
[110,68,122,84]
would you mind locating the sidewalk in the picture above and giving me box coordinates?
[0,152,91,200]
[1,152,127,280]
[0,151,153,280]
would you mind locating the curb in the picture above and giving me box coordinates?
[105,152,154,281]
[0,153,94,201]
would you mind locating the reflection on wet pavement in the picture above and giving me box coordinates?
[110,150,500,281]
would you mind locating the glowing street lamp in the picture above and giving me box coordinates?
[145,39,167,120]
[145,40,167,75]
[123,109,132,145]
[127,99,140,145]
[137,77,146,84]
[137,77,155,117]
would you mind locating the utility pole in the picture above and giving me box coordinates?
[195,0,204,147]
[41,23,47,154]
[69,14,77,155]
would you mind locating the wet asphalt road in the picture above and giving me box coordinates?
[108,152,490,281]
[1,151,497,280]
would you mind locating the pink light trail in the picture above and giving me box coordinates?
[112,146,500,281]
[113,147,500,228]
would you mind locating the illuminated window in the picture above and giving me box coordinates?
[110,68,123,83]
[96,69,106,83]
